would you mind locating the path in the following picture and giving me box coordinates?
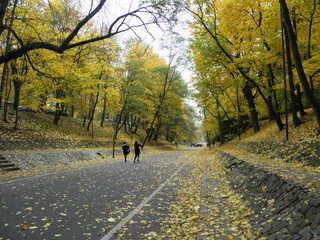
[0,150,195,240]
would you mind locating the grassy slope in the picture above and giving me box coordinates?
[219,108,320,169]
[0,111,132,145]
[230,108,319,144]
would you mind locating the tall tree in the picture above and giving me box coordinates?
[187,0,284,132]
[279,0,320,130]
[141,33,186,147]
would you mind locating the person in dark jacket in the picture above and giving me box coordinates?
[133,141,141,163]
[122,142,130,162]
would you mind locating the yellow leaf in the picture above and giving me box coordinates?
[22,223,29,230]
[108,217,116,222]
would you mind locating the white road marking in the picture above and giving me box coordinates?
[100,164,187,240]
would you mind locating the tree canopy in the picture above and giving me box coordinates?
[186,0,320,142]
[0,0,198,149]
[2,0,320,147]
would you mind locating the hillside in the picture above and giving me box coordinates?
[0,111,139,152]
[234,108,319,143]
[221,108,320,167]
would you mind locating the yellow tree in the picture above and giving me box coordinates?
[280,0,320,129]
[187,0,286,133]
[0,0,173,64]
[110,40,164,156]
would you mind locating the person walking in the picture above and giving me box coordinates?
[122,142,130,162]
[133,141,141,163]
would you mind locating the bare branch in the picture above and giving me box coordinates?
[60,0,107,49]
[0,3,165,64]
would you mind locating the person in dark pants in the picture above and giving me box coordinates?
[122,142,130,162]
[133,141,141,163]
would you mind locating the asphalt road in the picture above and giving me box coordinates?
[0,149,197,240]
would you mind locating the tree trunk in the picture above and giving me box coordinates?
[267,77,274,121]
[100,92,107,127]
[54,108,61,125]
[306,1,317,92]
[0,0,9,34]
[11,60,26,130]
[13,80,21,130]
[3,100,8,122]
[0,62,8,109]
[0,0,18,108]
[53,90,63,125]
[142,106,161,148]
[239,68,284,130]
[148,127,154,142]
[242,83,260,133]
[296,84,307,116]
[236,86,245,135]
[112,111,127,158]
[71,104,74,118]
[267,64,280,121]
[87,90,100,132]
[284,25,301,127]
[83,114,87,127]
[132,117,140,134]
[214,94,240,138]
[112,137,117,159]
[217,99,224,144]
[280,0,320,129]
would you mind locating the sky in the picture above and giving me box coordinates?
[80,0,191,58]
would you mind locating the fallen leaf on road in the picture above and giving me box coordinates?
[22,223,29,230]
[107,217,116,222]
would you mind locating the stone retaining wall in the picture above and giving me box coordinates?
[2,147,163,170]
[2,149,121,170]
[0,139,111,152]
[217,151,320,239]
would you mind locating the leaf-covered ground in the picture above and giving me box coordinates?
[236,108,319,143]
[222,108,320,166]
[156,150,261,239]
[0,111,133,150]
[1,109,320,239]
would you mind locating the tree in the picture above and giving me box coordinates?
[187,0,284,132]
[141,33,186,147]
[0,0,172,64]
[280,0,320,130]
[110,40,161,157]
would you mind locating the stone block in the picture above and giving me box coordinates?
[269,221,288,234]
[309,197,320,207]
[261,222,273,234]
[311,212,320,229]
[300,233,312,240]
[311,225,320,235]
[291,235,301,240]
[305,206,317,222]
[298,227,311,237]
[300,203,312,215]
[286,218,308,235]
